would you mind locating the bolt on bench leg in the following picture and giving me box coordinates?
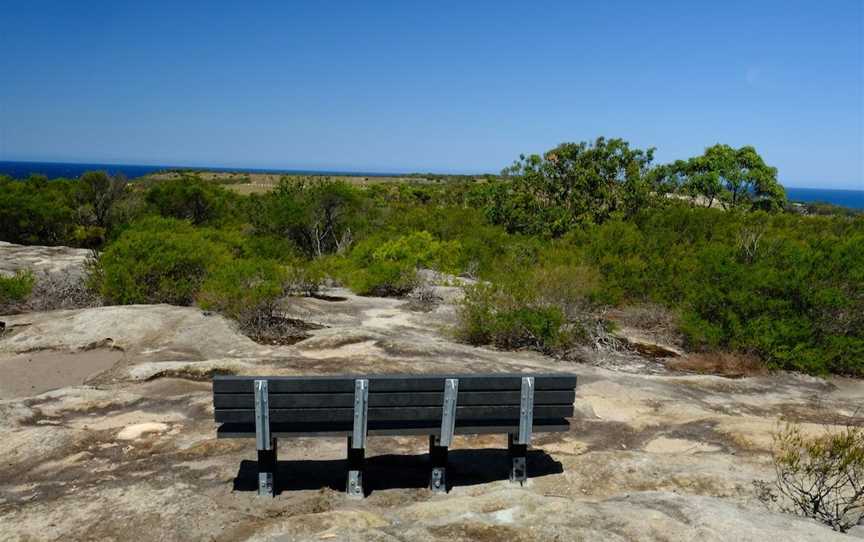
[346,436,365,498]
[429,435,449,493]
[508,433,528,485]
[258,438,277,496]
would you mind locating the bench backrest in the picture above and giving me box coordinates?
[213,373,576,425]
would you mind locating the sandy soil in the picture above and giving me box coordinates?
[0,349,123,399]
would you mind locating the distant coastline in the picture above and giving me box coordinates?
[1,160,862,210]
[0,160,414,182]
[784,187,864,211]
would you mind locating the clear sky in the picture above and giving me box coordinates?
[1,1,862,189]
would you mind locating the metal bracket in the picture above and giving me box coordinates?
[510,456,527,484]
[430,467,446,493]
[254,379,271,451]
[438,378,459,447]
[347,469,363,498]
[515,376,534,445]
[258,473,273,495]
[347,470,363,499]
[351,379,369,449]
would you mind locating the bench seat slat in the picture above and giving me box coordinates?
[212,390,575,409]
[212,373,577,394]
[216,419,571,438]
[214,404,573,424]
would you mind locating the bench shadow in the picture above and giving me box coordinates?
[233,448,563,496]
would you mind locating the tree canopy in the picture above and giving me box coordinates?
[672,144,786,211]
[506,137,656,228]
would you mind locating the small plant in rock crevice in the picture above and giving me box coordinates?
[755,422,864,533]
[0,270,36,313]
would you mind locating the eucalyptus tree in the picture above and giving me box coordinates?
[498,137,657,235]
[675,144,786,211]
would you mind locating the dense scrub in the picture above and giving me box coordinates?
[571,208,864,375]
[1,140,861,376]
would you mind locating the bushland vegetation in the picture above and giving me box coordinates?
[1,138,861,375]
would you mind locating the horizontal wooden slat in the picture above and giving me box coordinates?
[216,420,571,438]
[214,405,574,424]
[212,373,577,394]
[213,390,575,409]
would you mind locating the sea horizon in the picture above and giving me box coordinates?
[1,159,862,210]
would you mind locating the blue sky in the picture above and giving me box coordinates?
[1,1,862,189]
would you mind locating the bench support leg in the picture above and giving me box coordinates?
[429,435,448,493]
[346,437,365,498]
[258,438,277,497]
[508,433,527,485]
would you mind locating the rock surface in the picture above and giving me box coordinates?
[1,245,863,541]
[0,241,91,278]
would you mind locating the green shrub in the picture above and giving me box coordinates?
[342,231,461,296]
[456,281,582,355]
[0,270,35,307]
[284,259,327,296]
[347,260,418,297]
[0,172,138,248]
[22,161,854,378]
[91,217,232,305]
[493,305,568,350]
[559,205,864,376]
[75,171,128,232]
[0,176,78,245]
[197,258,287,323]
[239,234,301,263]
[145,176,237,225]
[252,177,367,257]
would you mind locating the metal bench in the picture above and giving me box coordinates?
[213,373,577,497]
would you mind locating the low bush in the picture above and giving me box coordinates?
[239,234,301,263]
[196,256,326,343]
[456,281,584,356]
[284,259,327,296]
[347,260,418,297]
[252,177,368,257]
[342,231,461,296]
[0,176,78,245]
[762,423,864,533]
[0,270,36,310]
[0,173,133,247]
[145,176,238,226]
[197,257,287,333]
[91,217,232,305]
[564,205,864,376]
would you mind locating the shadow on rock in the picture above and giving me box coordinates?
[233,448,563,496]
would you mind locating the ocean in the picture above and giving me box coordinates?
[1,160,862,210]
[0,160,401,182]
[785,187,864,210]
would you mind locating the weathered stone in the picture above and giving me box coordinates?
[0,241,91,278]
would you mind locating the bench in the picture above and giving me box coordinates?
[213,373,577,497]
